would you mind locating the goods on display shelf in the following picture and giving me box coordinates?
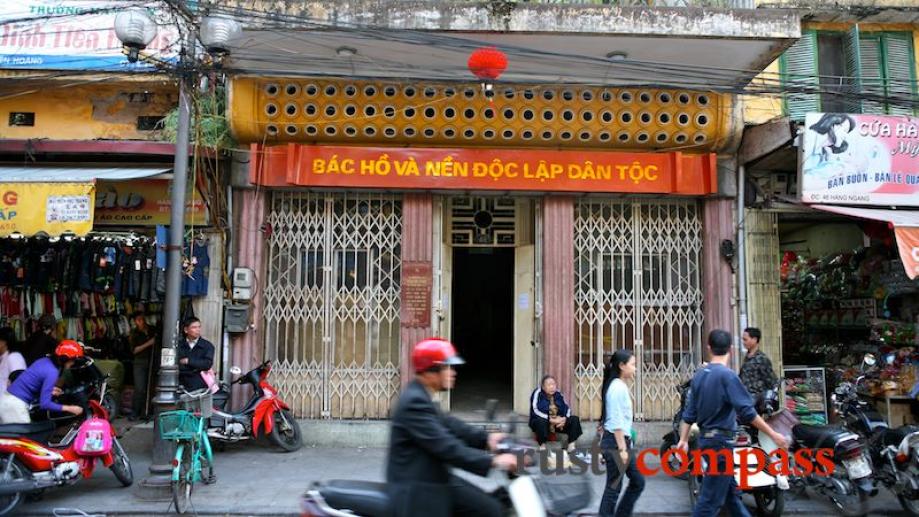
[784,366,828,425]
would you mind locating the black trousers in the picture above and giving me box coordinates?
[529,415,584,445]
[450,475,503,517]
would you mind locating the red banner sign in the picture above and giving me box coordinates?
[252,144,717,195]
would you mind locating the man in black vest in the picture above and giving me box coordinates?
[386,338,519,517]
[177,317,214,392]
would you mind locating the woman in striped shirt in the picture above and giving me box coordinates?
[598,349,644,517]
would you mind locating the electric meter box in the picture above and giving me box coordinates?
[232,267,254,301]
[224,304,250,333]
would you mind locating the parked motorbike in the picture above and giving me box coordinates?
[206,360,303,452]
[29,350,119,424]
[686,387,788,517]
[300,400,592,517]
[0,389,132,515]
[834,353,919,515]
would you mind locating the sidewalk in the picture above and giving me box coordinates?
[15,423,911,516]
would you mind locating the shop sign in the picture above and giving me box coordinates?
[94,179,207,226]
[257,145,717,195]
[801,113,919,206]
[895,228,919,280]
[0,182,94,236]
[0,1,177,70]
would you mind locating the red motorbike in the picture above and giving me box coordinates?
[207,360,303,451]
[0,397,132,515]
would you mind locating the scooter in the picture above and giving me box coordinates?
[834,353,919,515]
[0,392,132,515]
[206,360,303,452]
[30,349,118,423]
[300,401,592,517]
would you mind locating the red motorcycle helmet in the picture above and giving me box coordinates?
[55,340,85,361]
[412,338,465,373]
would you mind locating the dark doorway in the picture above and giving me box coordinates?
[450,247,514,414]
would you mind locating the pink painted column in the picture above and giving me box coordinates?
[399,193,434,387]
[542,196,576,408]
[702,198,736,343]
[229,188,267,406]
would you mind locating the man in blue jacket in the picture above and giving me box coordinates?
[529,374,583,450]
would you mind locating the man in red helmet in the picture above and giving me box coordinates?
[0,340,85,423]
[386,338,518,517]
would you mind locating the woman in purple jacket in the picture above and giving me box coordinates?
[0,340,85,424]
[529,374,583,452]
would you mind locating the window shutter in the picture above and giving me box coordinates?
[882,33,916,116]
[781,31,820,120]
[859,35,887,115]
[843,26,863,113]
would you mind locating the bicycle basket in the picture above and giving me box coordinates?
[533,473,592,515]
[179,390,213,419]
[158,410,200,441]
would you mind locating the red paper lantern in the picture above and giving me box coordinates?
[467,47,508,81]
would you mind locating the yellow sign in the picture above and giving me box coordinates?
[94,179,207,226]
[0,182,95,237]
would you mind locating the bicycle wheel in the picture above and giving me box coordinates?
[172,444,195,514]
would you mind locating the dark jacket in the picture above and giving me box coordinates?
[386,379,493,517]
[529,388,571,422]
[177,337,214,391]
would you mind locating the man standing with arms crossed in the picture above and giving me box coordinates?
[677,330,789,517]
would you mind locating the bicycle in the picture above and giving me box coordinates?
[158,389,216,514]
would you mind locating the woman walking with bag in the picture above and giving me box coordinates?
[598,349,644,517]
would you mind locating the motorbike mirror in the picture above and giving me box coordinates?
[230,366,242,375]
[485,398,498,422]
[863,353,877,367]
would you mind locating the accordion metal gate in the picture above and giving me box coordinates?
[574,199,704,421]
[263,192,403,418]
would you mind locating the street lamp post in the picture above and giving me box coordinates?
[115,5,240,495]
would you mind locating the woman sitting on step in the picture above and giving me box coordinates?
[528,374,583,452]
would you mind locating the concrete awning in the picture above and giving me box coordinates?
[220,3,801,87]
[0,166,171,182]
[811,204,919,279]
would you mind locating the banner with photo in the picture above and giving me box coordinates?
[800,113,919,207]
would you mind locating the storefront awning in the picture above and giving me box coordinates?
[0,166,170,182]
[811,204,919,280]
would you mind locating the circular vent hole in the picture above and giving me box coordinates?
[443,127,456,138]
[444,107,457,119]
[541,130,554,140]
[383,106,396,118]
[675,133,688,144]
[504,89,515,99]
[265,104,278,116]
[502,129,514,139]
[304,104,317,116]
[503,108,515,120]
[344,85,357,97]
[444,87,456,97]
[423,128,436,138]
[562,110,574,122]
[678,113,690,125]
[582,111,594,122]
[639,92,652,103]
[344,126,357,136]
[383,86,397,97]
[463,108,476,120]
[325,85,337,96]
[522,129,534,140]
[306,125,318,135]
[637,132,649,143]
[658,112,672,124]
[655,132,668,143]
[404,86,416,98]
[364,105,377,116]
[305,84,318,96]
[266,125,278,136]
[464,88,476,99]
[620,91,633,103]
[601,111,614,123]
[285,84,299,96]
[404,127,416,137]
[404,107,416,118]
[562,90,575,101]
[463,128,476,139]
[599,132,611,142]
[423,87,437,98]
[344,105,357,116]
[579,131,591,141]
[542,110,555,121]
[285,125,298,135]
[697,95,710,106]
[618,131,630,142]
[266,84,279,96]
[285,104,298,116]
[523,90,535,100]
[659,93,672,103]
[424,107,437,118]
[522,109,535,121]
[678,93,691,105]
[483,128,496,139]
[383,126,397,137]
[364,126,376,136]
[483,108,495,120]
[325,105,337,117]
[324,126,337,136]
[696,114,709,126]
[543,90,555,100]
[620,112,633,124]
[640,112,652,124]
[601,90,614,102]
[560,131,572,140]
[694,134,706,143]
[363,86,377,97]
[582,90,594,101]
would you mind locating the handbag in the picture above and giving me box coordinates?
[200,369,219,394]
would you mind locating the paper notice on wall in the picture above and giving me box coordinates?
[46,195,91,223]
[518,293,530,310]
